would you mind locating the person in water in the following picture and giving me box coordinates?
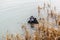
[28,16,38,28]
